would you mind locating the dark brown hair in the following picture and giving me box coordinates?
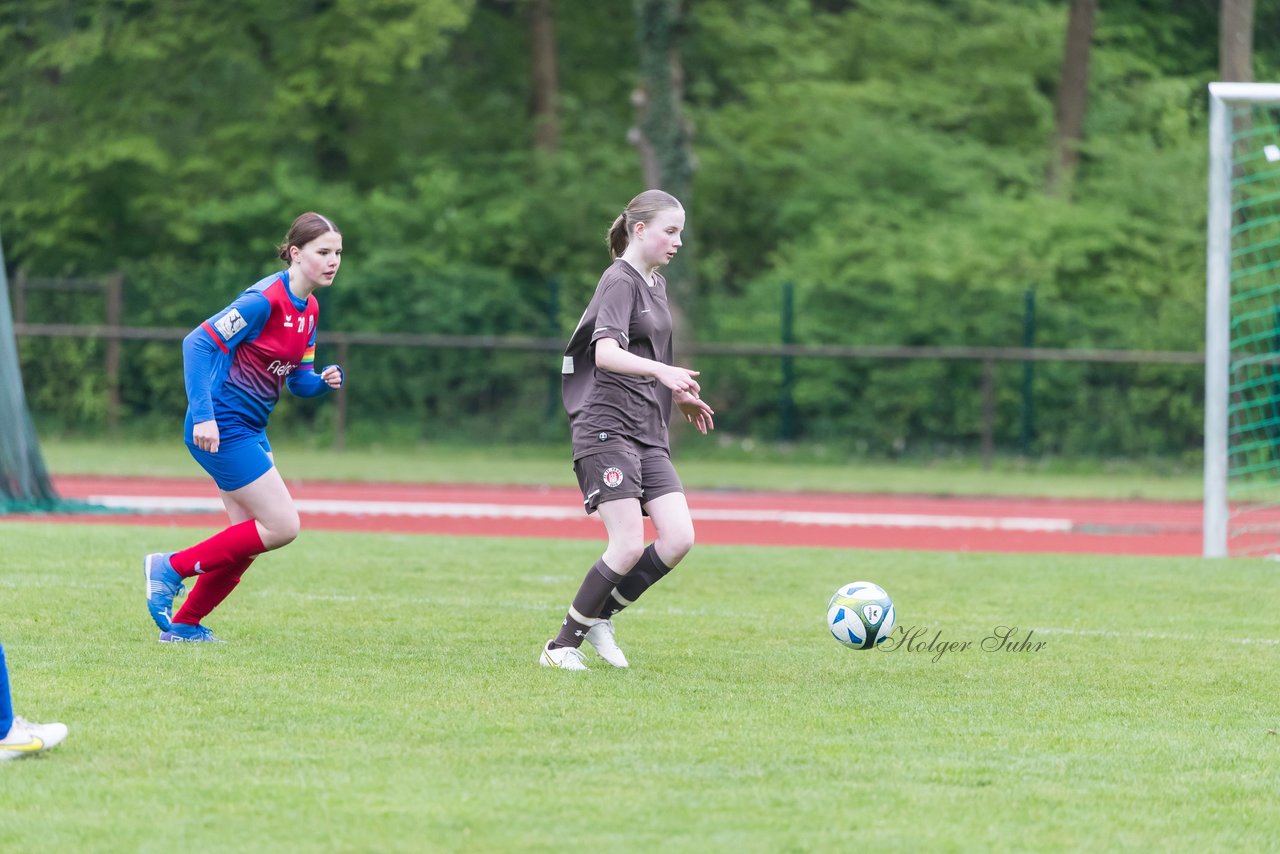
[277,212,341,263]
[607,190,682,260]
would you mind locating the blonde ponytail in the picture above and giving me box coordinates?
[607,213,629,259]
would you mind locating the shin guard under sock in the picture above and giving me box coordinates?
[172,556,256,626]
[598,544,672,619]
[169,520,265,578]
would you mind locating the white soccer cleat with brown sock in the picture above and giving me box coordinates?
[584,619,629,668]
[540,641,589,671]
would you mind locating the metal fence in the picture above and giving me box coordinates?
[9,272,1206,465]
[12,319,1203,464]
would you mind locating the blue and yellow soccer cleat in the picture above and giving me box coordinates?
[158,623,223,644]
[143,552,185,632]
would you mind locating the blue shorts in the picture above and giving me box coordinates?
[187,434,274,492]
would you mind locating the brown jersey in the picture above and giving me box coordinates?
[562,259,674,459]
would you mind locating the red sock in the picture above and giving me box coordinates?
[169,520,265,578]
[173,556,255,626]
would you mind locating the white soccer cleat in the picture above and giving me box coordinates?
[539,641,588,671]
[584,619,629,668]
[0,717,69,761]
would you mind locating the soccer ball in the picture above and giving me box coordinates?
[826,581,895,649]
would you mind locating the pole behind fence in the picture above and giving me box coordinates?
[1021,288,1036,455]
[981,358,994,470]
[334,339,349,451]
[105,274,123,432]
[12,270,25,325]
[779,282,795,441]
[546,276,561,420]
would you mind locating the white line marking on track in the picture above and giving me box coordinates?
[87,494,1074,531]
[693,508,1073,531]
[90,495,586,520]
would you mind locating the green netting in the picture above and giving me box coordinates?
[1,239,181,517]
[0,231,62,511]
[1225,105,1280,554]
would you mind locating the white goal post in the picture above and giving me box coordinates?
[1204,82,1280,557]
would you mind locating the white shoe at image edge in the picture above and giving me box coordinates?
[0,717,69,760]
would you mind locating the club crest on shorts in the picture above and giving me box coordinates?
[602,466,624,488]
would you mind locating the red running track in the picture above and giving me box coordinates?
[0,475,1218,556]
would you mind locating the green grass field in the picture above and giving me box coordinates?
[0,519,1276,851]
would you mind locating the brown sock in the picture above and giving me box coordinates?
[598,544,671,618]
[550,558,624,648]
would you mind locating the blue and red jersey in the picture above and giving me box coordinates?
[183,271,334,447]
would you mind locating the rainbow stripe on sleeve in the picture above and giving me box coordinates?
[300,345,317,371]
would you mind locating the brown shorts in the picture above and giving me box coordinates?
[573,444,684,515]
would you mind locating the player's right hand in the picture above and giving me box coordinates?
[192,420,220,454]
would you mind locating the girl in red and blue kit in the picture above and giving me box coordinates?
[143,212,345,642]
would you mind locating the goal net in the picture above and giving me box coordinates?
[1205,82,1280,556]
[0,230,61,511]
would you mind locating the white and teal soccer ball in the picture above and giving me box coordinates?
[826,581,895,649]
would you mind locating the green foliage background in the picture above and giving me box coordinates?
[2,0,1273,456]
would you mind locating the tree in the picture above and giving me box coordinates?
[1220,0,1255,82]
[0,0,474,269]
[631,0,697,337]
[528,0,560,152]
[631,0,695,202]
[1047,0,1097,196]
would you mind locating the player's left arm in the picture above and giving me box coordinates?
[286,328,344,398]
